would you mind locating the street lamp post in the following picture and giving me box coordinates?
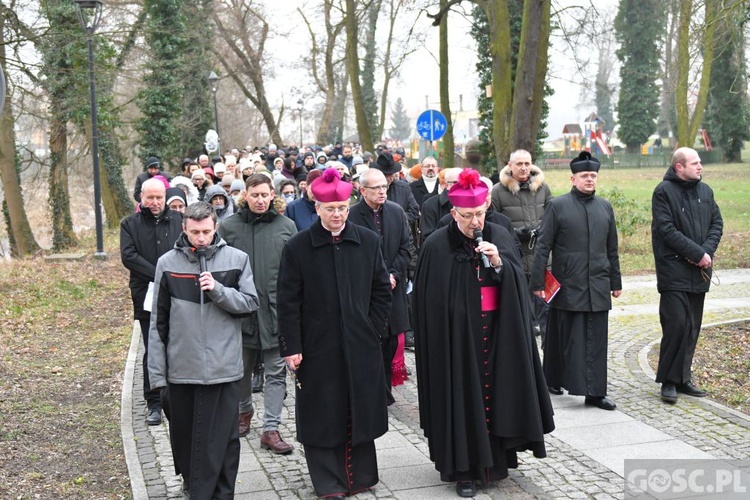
[207,71,220,145]
[74,0,106,259]
[297,99,304,147]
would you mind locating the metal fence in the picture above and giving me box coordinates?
[537,148,724,170]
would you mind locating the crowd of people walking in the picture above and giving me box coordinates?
[119,142,721,499]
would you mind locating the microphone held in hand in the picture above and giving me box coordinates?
[473,229,491,269]
[196,248,207,274]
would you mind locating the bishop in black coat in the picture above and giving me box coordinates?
[278,169,392,497]
[413,170,554,488]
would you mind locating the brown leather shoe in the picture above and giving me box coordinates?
[260,430,294,454]
[238,409,253,437]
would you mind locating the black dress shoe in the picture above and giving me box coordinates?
[661,383,678,403]
[456,480,477,498]
[404,330,415,348]
[584,396,616,411]
[146,408,162,425]
[548,386,564,395]
[677,381,707,397]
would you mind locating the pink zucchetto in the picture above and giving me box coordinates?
[310,167,353,202]
[448,169,488,208]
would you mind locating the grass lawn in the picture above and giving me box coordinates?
[0,232,132,498]
[540,163,750,274]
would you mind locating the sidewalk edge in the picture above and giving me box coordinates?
[121,321,148,499]
[638,318,750,428]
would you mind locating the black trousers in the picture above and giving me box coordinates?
[166,381,241,500]
[138,317,161,409]
[655,291,706,384]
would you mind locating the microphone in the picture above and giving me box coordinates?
[473,229,491,269]
[196,247,207,274]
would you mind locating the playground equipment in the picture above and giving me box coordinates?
[562,123,582,155]
[583,112,611,156]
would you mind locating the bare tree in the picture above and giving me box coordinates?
[376,0,425,143]
[299,1,348,145]
[345,0,374,152]
[213,0,284,146]
[429,0,551,162]
[675,0,725,148]
[0,6,40,257]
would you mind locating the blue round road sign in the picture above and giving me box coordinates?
[416,109,447,141]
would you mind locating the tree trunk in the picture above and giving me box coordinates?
[49,97,78,251]
[439,0,455,168]
[528,0,550,154]
[485,0,513,164]
[345,0,374,153]
[332,71,349,143]
[676,0,719,148]
[82,118,133,226]
[0,32,40,257]
[675,0,691,147]
[686,0,718,145]
[510,0,549,154]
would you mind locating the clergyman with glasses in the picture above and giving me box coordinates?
[413,168,554,498]
[530,152,622,411]
[277,167,393,498]
[348,168,412,405]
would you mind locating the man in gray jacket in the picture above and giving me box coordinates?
[491,149,553,335]
[149,202,259,499]
[219,174,298,453]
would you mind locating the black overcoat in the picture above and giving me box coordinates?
[347,199,411,335]
[530,187,622,311]
[277,220,392,447]
[413,222,554,478]
[120,207,183,320]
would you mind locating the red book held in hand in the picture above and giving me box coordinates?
[544,270,561,304]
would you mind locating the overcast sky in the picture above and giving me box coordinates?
[257,0,615,142]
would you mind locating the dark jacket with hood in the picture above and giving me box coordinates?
[651,166,723,294]
[205,184,235,223]
[120,206,183,320]
[219,206,298,349]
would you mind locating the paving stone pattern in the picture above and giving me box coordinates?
[125,271,750,499]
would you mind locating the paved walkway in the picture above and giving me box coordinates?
[121,271,750,499]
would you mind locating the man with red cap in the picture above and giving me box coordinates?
[530,151,622,411]
[413,168,554,498]
[277,168,392,499]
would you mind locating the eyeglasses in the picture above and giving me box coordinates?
[321,206,350,215]
[364,185,388,191]
[445,180,458,186]
[454,210,486,221]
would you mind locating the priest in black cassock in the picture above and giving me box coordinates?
[413,168,554,498]
[530,152,622,411]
